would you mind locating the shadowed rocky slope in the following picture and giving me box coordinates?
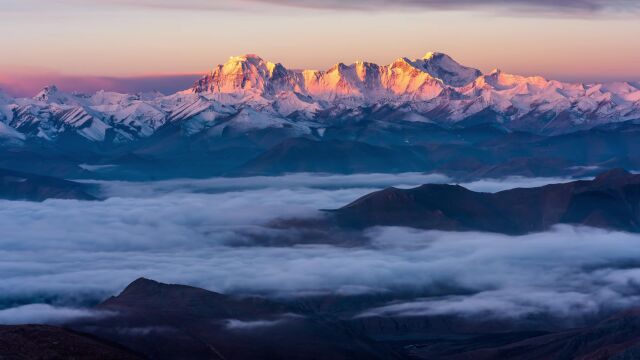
[71,278,402,360]
[0,168,97,201]
[332,169,640,234]
[0,325,143,360]
[6,278,640,359]
[27,279,640,359]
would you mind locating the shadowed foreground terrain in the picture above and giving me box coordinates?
[332,168,640,234]
[0,168,97,201]
[4,278,640,359]
[0,325,142,360]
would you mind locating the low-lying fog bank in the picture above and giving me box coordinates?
[2,173,636,325]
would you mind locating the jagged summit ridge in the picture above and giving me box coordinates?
[193,54,301,95]
[0,51,639,144]
[33,85,59,102]
[192,52,482,100]
[416,52,482,86]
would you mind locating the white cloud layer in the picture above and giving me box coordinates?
[224,314,300,330]
[3,173,640,323]
[41,0,640,14]
[0,304,112,325]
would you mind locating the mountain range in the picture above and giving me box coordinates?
[2,52,639,145]
[1,52,640,179]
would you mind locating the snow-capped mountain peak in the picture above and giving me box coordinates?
[415,52,483,87]
[191,52,479,100]
[193,53,300,95]
[33,85,60,102]
[422,51,439,60]
[32,84,85,106]
[1,51,640,146]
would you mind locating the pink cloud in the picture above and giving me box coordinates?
[57,0,640,13]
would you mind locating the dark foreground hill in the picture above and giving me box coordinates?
[332,169,640,234]
[5,279,640,359]
[407,308,640,360]
[0,325,142,360]
[0,168,97,201]
[71,278,402,360]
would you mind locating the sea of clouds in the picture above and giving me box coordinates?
[2,173,639,324]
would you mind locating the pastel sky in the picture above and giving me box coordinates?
[1,0,639,96]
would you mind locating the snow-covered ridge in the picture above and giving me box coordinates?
[191,52,481,100]
[1,52,639,144]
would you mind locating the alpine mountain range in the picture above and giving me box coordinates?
[1,52,640,179]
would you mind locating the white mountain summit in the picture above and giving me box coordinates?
[0,52,639,143]
[191,52,481,100]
